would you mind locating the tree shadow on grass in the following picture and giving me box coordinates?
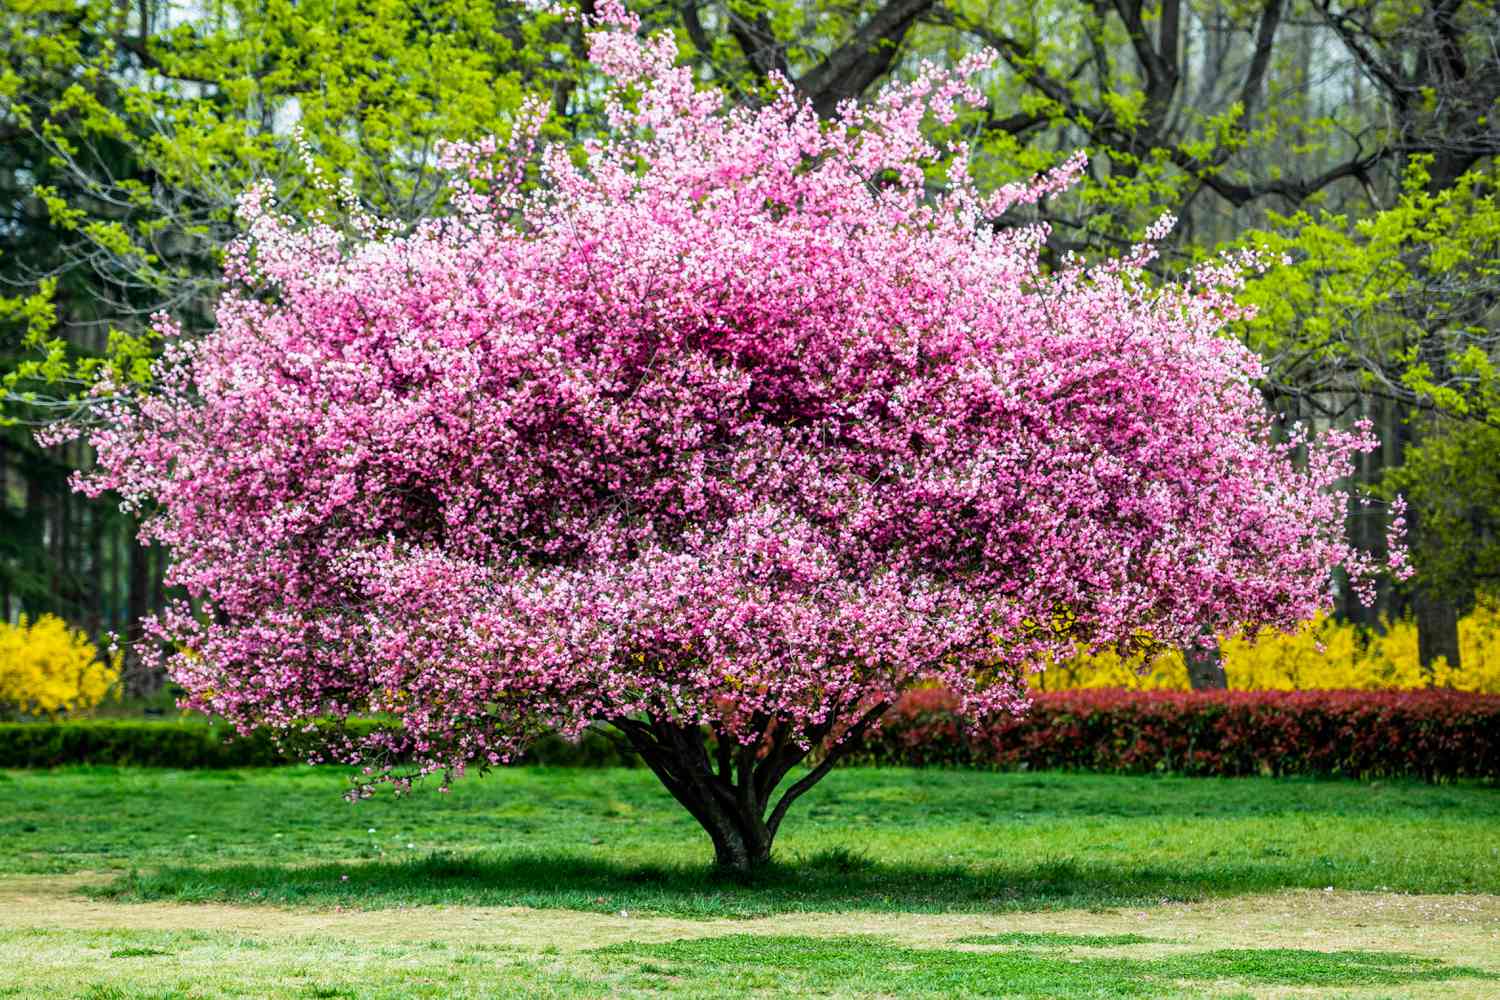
[591,934,1499,997]
[87,847,1426,919]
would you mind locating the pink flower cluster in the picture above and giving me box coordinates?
[79,2,1384,788]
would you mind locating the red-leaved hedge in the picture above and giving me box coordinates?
[847,688,1500,781]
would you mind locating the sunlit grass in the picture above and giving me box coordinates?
[3,765,1497,917]
[3,925,1496,999]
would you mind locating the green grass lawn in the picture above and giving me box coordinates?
[2,765,1497,917]
[3,766,1499,998]
[6,923,1495,999]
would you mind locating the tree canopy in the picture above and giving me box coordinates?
[3,0,1495,684]
[73,3,1385,867]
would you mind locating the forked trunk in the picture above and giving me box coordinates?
[609,704,887,874]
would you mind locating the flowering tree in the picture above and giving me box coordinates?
[76,3,1388,871]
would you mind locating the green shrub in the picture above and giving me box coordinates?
[10,690,1495,780]
[0,719,635,769]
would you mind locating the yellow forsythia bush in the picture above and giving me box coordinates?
[1034,605,1500,693]
[0,614,120,717]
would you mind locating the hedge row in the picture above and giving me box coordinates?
[848,688,1500,780]
[0,719,634,769]
[4,689,1497,779]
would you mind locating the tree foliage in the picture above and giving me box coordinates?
[4,0,1496,687]
[1235,159,1500,659]
[1239,162,1500,421]
[2,0,586,409]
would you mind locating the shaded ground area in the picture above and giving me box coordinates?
[2,877,1498,998]
[3,767,1497,917]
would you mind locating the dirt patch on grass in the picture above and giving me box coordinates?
[4,876,1499,999]
[0,874,708,951]
[3,873,1497,959]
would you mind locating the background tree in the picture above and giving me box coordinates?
[1385,421,1500,672]
[1239,163,1500,667]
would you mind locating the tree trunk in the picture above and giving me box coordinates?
[706,808,774,872]
[123,539,160,698]
[1413,588,1462,679]
[609,703,888,874]
[0,436,9,621]
[1185,635,1227,690]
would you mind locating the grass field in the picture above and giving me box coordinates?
[2,765,1498,997]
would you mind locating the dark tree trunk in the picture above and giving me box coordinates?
[1403,409,1462,680]
[1413,587,1462,678]
[0,436,9,621]
[24,469,43,618]
[122,539,161,697]
[1185,635,1227,690]
[609,703,888,873]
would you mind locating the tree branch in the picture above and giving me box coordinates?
[765,701,889,837]
[798,0,937,117]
